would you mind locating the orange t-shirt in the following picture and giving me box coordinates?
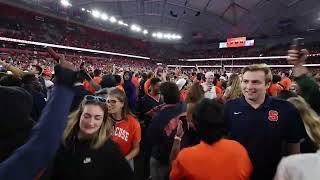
[180,90,188,102]
[268,84,283,96]
[83,81,94,94]
[215,86,223,97]
[132,76,139,88]
[112,114,141,156]
[83,76,102,94]
[216,80,222,89]
[132,76,139,95]
[144,79,151,94]
[279,77,292,90]
[170,139,252,180]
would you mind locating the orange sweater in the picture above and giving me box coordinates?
[170,139,252,180]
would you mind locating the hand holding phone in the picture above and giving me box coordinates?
[291,38,304,52]
[287,38,308,66]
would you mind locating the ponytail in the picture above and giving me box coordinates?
[288,96,320,146]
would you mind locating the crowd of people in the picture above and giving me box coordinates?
[1,41,320,81]
[1,3,320,180]
[0,43,320,180]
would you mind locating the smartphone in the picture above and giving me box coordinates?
[291,38,304,51]
[290,38,305,60]
[179,116,188,132]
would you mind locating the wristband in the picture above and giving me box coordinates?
[174,136,182,141]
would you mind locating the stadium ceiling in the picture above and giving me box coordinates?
[9,0,320,42]
[72,0,320,42]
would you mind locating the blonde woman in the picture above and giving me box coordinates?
[275,96,320,180]
[51,95,133,180]
[223,73,242,101]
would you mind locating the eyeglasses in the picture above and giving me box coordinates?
[84,95,107,104]
[106,99,120,105]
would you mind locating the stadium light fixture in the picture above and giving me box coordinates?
[130,24,142,32]
[109,16,117,23]
[92,10,101,18]
[130,25,136,31]
[173,34,182,39]
[135,26,141,32]
[151,32,182,40]
[143,30,148,35]
[118,20,124,25]
[81,8,86,11]
[101,13,108,21]
[60,0,72,7]
[156,32,163,39]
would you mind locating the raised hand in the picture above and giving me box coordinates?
[287,49,309,66]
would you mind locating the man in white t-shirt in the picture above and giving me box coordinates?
[201,71,217,99]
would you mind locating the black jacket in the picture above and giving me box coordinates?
[51,138,134,180]
[137,94,163,127]
[147,103,187,165]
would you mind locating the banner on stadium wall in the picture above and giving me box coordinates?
[219,39,254,48]
[245,40,255,47]
[227,37,246,47]
[219,42,227,48]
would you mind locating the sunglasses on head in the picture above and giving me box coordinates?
[84,95,107,104]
